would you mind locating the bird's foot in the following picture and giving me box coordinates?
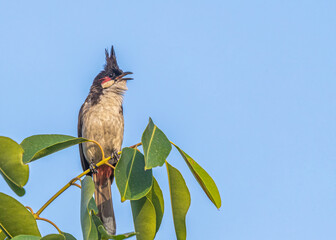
[111,151,120,166]
[89,161,98,174]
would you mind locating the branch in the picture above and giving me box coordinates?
[35,170,99,217]
[35,141,142,217]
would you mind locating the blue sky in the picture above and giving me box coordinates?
[1,1,336,239]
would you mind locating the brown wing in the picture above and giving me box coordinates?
[78,104,91,175]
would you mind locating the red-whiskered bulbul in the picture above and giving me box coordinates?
[78,46,132,235]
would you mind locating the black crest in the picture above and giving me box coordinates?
[105,46,120,71]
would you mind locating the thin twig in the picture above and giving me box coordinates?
[88,139,105,160]
[129,142,142,149]
[71,183,82,189]
[104,162,115,169]
[25,206,34,214]
[36,217,62,234]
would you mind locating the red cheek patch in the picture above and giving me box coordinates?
[99,76,111,84]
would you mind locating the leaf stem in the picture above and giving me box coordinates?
[88,139,105,160]
[25,206,62,235]
[25,206,34,214]
[36,216,62,234]
[105,162,115,169]
[72,183,82,189]
[129,142,142,149]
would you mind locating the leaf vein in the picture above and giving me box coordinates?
[122,149,137,200]
[146,125,157,161]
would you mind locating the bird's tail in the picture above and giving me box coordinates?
[93,166,116,235]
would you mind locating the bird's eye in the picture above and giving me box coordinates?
[108,74,114,78]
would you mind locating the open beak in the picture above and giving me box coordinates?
[116,71,133,81]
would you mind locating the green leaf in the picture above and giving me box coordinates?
[3,174,26,196]
[146,177,164,234]
[98,226,136,240]
[131,197,156,240]
[0,229,8,240]
[115,148,153,202]
[129,178,163,240]
[12,235,66,240]
[0,193,41,238]
[80,176,98,240]
[88,198,98,214]
[61,232,77,240]
[20,135,89,163]
[0,137,28,195]
[91,214,103,240]
[11,235,41,240]
[92,212,136,240]
[141,118,172,169]
[41,234,65,240]
[173,144,221,209]
[166,162,190,240]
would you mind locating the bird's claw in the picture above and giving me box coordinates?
[111,151,120,166]
[89,161,98,174]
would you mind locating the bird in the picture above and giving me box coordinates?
[78,46,132,235]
